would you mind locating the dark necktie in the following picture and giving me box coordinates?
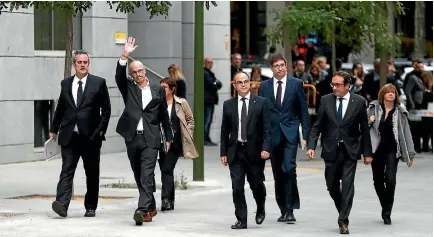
[77,81,83,106]
[337,97,344,122]
[241,97,247,141]
[276,80,283,107]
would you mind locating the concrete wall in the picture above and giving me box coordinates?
[0,2,231,164]
[0,3,128,164]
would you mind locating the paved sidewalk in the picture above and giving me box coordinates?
[0,146,432,236]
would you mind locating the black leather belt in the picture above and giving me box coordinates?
[136,130,144,134]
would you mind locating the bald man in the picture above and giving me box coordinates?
[115,37,173,225]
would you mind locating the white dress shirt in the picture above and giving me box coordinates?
[336,92,351,119]
[118,58,153,131]
[273,76,287,104]
[238,92,250,142]
[72,75,88,132]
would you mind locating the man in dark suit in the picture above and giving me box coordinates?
[220,71,271,229]
[307,71,373,234]
[258,53,309,222]
[49,50,111,218]
[115,37,173,225]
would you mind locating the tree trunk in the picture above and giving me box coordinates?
[379,1,394,88]
[283,1,293,76]
[283,29,293,76]
[64,11,73,78]
[331,29,336,73]
[414,1,425,59]
[193,1,204,181]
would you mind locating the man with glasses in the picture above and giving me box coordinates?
[258,53,309,223]
[306,71,373,234]
[49,50,111,218]
[115,37,173,225]
[220,71,271,229]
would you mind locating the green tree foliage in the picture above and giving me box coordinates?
[265,1,404,73]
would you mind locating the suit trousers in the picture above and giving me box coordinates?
[271,136,300,214]
[372,148,399,217]
[324,145,357,225]
[158,147,180,202]
[229,143,266,223]
[126,134,159,212]
[56,132,102,211]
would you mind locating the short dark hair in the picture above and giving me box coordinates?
[333,71,352,85]
[269,53,286,66]
[232,71,250,82]
[73,50,90,63]
[160,77,177,94]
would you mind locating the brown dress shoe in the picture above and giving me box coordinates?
[339,224,350,234]
[143,209,158,222]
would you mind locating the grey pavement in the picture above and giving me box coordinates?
[0,146,432,237]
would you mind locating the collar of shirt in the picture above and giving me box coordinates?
[73,74,88,87]
[238,92,251,102]
[273,75,287,85]
[339,92,351,101]
[134,80,150,90]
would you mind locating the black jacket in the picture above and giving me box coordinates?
[220,95,271,165]
[308,93,372,160]
[115,62,173,146]
[50,74,111,146]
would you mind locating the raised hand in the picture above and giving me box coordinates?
[121,36,138,59]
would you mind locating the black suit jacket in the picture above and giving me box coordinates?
[220,95,271,165]
[115,62,172,147]
[308,93,372,161]
[50,74,111,146]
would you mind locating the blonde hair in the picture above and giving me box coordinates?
[168,64,185,81]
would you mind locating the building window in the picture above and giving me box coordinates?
[34,9,82,50]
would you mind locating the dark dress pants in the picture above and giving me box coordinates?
[229,143,266,224]
[126,134,159,212]
[270,135,300,214]
[56,132,102,211]
[372,148,399,217]
[324,145,357,225]
[158,147,180,202]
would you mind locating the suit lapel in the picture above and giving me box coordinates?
[67,77,76,109]
[268,80,276,105]
[342,94,356,122]
[281,76,293,107]
[143,84,159,110]
[330,94,339,123]
[132,83,143,109]
[247,95,255,125]
[232,97,239,132]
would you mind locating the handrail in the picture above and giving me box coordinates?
[127,56,165,80]
[303,84,317,106]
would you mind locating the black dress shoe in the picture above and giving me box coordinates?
[277,213,287,222]
[170,200,174,210]
[255,209,266,225]
[52,201,67,218]
[84,209,96,217]
[133,210,144,226]
[286,212,296,222]
[161,199,171,211]
[383,215,392,225]
[231,221,247,229]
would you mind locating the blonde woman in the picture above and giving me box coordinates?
[168,64,187,99]
[158,77,198,211]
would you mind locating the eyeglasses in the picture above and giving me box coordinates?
[131,68,145,75]
[330,82,345,88]
[235,80,250,86]
[272,64,286,69]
